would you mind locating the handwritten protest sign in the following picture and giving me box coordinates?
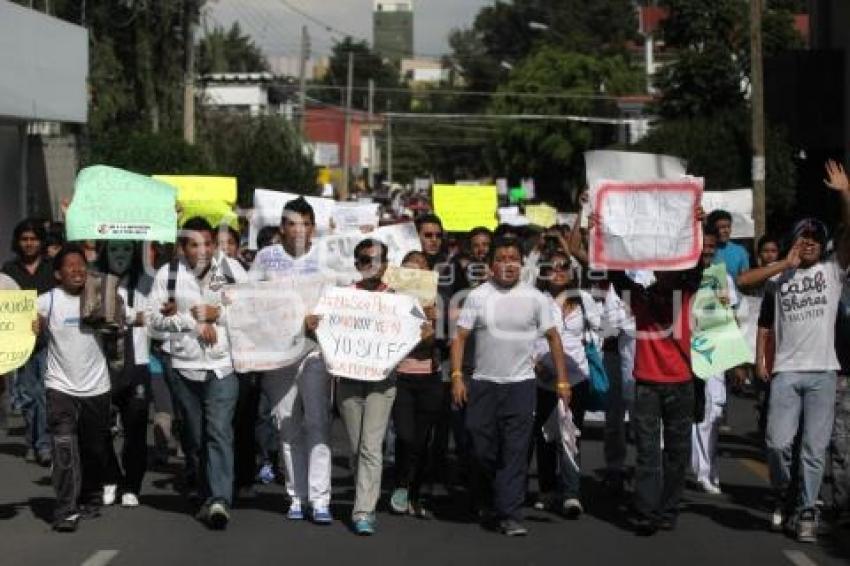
[584,150,687,190]
[332,202,380,233]
[525,204,558,228]
[318,222,422,285]
[66,166,178,242]
[432,185,498,231]
[152,176,237,205]
[702,189,754,239]
[0,291,37,374]
[314,287,424,381]
[589,178,704,271]
[249,189,336,248]
[691,264,752,379]
[225,274,328,372]
[383,266,438,306]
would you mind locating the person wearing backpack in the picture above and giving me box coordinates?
[35,245,113,532]
[149,217,247,530]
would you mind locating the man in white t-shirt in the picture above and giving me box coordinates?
[35,245,112,532]
[737,158,850,543]
[450,237,570,536]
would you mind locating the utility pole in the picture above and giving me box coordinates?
[751,0,766,239]
[367,79,375,191]
[298,25,310,135]
[341,51,354,200]
[386,107,393,184]
[183,0,197,145]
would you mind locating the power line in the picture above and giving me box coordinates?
[304,84,625,102]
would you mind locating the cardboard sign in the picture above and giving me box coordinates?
[153,175,237,206]
[691,264,752,378]
[250,189,336,248]
[432,185,498,232]
[525,204,558,228]
[589,178,704,271]
[0,291,37,374]
[314,287,424,381]
[382,266,438,306]
[225,275,328,372]
[66,166,177,242]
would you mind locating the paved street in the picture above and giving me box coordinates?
[0,394,848,566]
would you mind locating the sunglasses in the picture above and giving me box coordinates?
[356,254,384,266]
[421,231,443,239]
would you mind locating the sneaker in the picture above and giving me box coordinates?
[797,509,818,543]
[408,501,433,520]
[770,506,785,532]
[657,516,677,531]
[121,493,139,507]
[532,492,556,511]
[697,479,723,496]
[207,501,230,530]
[499,518,528,536]
[102,484,117,506]
[53,513,80,533]
[36,449,52,468]
[633,517,658,536]
[390,488,409,514]
[258,463,275,484]
[311,506,333,525]
[353,515,376,535]
[287,502,305,520]
[562,498,583,519]
[78,503,101,520]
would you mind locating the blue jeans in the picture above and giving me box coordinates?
[169,371,238,506]
[17,348,50,454]
[766,371,837,513]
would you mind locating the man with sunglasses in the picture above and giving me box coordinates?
[737,160,850,542]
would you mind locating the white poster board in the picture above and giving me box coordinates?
[314,287,424,381]
[250,189,336,248]
[332,202,380,234]
[317,222,422,285]
[701,189,754,239]
[584,150,687,190]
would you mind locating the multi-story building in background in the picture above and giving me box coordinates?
[373,0,413,64]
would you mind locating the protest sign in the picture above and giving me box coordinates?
[702,189,754,239]
[332,202,380,233]
[736,293,763,363]
[314,287,424,381]
[178,200,238,229]
[525,204,558,228]
[498,206,529,227]
[224,274,328,372]
[249,189,336,248]
[317,222,422,285]
[584,150,687,189]
[432,185,498,232]
[66,166,177,242]
[383,266,438,306]
[557,212,578,228]
[589,178,704,271]
[508,187,526,204]
[0,290,37,374]
[152,175,237,205]
[691,264,752,378]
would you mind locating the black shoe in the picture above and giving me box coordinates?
[36,450,52,468]
[53,513,80,532]
[500,518,528,536]
[78,503,101,520]
[633,517,658,536]
[657,517,677,531]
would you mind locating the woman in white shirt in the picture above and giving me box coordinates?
[532,250,602,518]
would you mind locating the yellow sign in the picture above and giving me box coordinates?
[382,266,439,306]
[0,291,37,374]
[178,200,238,229]
[432,185,498,232]
[153,175,237,206]
[525,204,558,228]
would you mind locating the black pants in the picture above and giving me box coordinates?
[393,373,445,500]
[233,374,261,490]
[632,380,694,523]
[106,364,151,496]
[47,389,112,521]
[530,381,589,496]
[466,379,536,521]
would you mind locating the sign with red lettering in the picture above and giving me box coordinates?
[589,178,704,271]
[314,287,425,381]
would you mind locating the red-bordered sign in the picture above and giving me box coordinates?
[589,179,703,271]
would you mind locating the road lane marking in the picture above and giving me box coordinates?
[81,550,119,566]
[784,549,819,566]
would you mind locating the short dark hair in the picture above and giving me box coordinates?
[415,214,443,234]
[468,226,492,241]
[282,196,315,226]
[487,236,524,264]
[54,244,87,271]
[257,225,279,250]
[354,238,388,262]
[11,218,46,256]
[493,223,519,239]
[757,234,780,252]
[94,241,144,277]
[218,224,241,244]
[703,223,720,239]
[401,250,427,265]
[706,209,732,228]
[179,217,214,247]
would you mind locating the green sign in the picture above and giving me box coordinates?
[508,187,526,204]
[66,166,178,242]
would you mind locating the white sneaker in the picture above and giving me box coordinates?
[121,493,139,507]
[771,507,785,532]
[562,498,584,519]
[103,484,117,506]
[697,479,722,495]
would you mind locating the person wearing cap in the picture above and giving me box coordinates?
[735,160,850,542]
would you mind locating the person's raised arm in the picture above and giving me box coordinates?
[736,241,801,290]
[568,216,589,266]
[825,159,850,269]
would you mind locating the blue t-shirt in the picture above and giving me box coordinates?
[714,241,750,278]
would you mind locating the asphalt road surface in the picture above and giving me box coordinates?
[0,394,848,566]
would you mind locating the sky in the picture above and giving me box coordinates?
[205,0,494,60]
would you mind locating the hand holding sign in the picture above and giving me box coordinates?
[0,291,37,374]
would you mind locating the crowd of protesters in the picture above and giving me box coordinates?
[2,160,850,544]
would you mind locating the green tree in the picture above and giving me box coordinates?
[198,23,269,75]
